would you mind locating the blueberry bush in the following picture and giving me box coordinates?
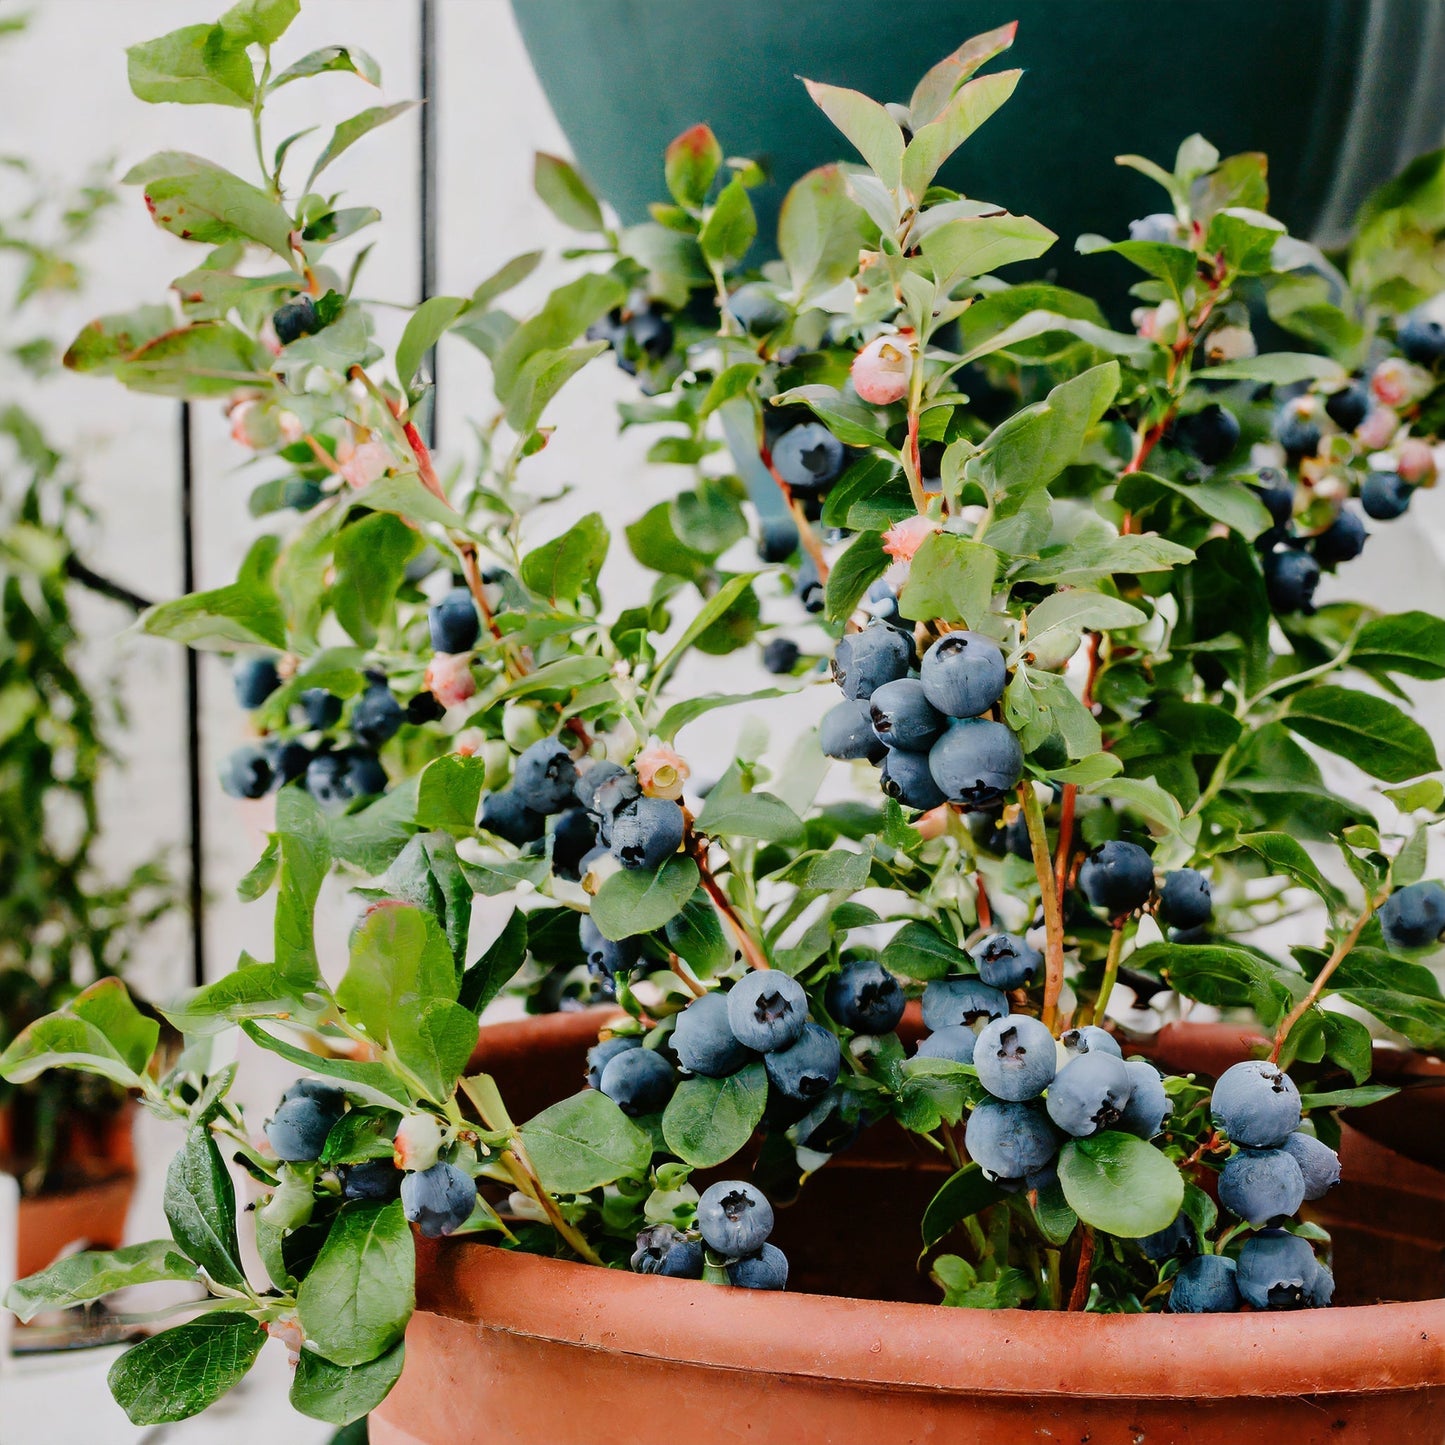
[5,6,1445,1427]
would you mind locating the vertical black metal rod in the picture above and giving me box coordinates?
[419,0,440,446]
[180,401,206,988]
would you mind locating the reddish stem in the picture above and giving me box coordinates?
[974,872,993,932]
[1068,1228,1096,1312]
[1052,632,1101,897]
[761,446,829,583]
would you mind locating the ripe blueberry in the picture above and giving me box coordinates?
[821,699,888,763]
[1158,868,1212,929]
[1117,1059,1171,1139]
[266,1095,343,1162]
[921,977,1008,1030]
[772,423,845,494]
[1311,507,1367,568]
[762,637,800,675]
[1236,1229,1321,1310]
[1168,1254,1241,1313]
[233,656,280,710]
[480,788,546,846]
[586,1034,642,1090]
[672,992,755,1077]
[927,718,1023,807]
[1281,1130,1341,1200]
[696,1180,774,1256]
[1078,840,1154,915]
[795,556,825,613]
[727,1242,789,1289]
[915,1025,977,1064]
[757,517,799,563]
[1210,1060,1302,1148]
[919,631,1007,719]
[401,1161,477,1238]
[832,625,914,701]
[964,1099,1059,1181]
[1264,547,1321,613]
[1175,403,1240,465]
[575,760,635,816]
[764,1021,841,1101]
[825,959,905,1035]
[1398,300,1445,365]
[880,746,947,810]
[1378,879,1445,949]
[1139,1214,1194,1261]
[608,795,685,869]
[1219,1146,1306,1224]
[974,1014,1056,1101]
[1253,467,1294,527]
[221,744,273,800]
[579,913,642,982]
[726,971,808,1053]
[1361,469,1413,520]
[299,687,342,730]
[282,1077,347,1110]
[513,737,578,815]
[1275,398,1322,459]
[305,749,385,810]
[273,294,319,346]
[870,678,945,753]
[1046,1051,1133,1137]
[351,683,404,748]
[1061,1026,1122,1059]
[631,1223,704,1278]
[1324,382,1370,432]
[342,1159,403,1201]
[969,933,1043,990]
[428,586,480,654]
[600,1047,676,1115]
[550,807,599,882]
[266,739,311,788]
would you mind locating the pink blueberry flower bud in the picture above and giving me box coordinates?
[1132,301,1181,345]
[636,744,689,800]
[394,1113,444,1172]
[229,398,267,449]
[454,728,485,757]
[851,335,913,405]
[1371,358,1433,409]
[882,514,938,562]
[1356,406,1399,450]
[1398,436,1438,485]
[424,652,477,709]
[338,437,392,488]
[265,1315,305,1367]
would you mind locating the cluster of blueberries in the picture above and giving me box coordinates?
[263,1078,478,1239]
[632,1178,787,1290]
[819,623,1024,813]
[586,298,675,393]
[220,656,403,810]
[1165,1061,1337,1312]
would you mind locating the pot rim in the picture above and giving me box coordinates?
[418,1237,1445,1400]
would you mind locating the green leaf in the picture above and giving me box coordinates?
[0,978,157,1087]
[459,910,528,1014]
[63,304,175,372]
[1284,686,1440,783]
[821,455,913,531]
[664,124,722,210]
[695,761,805,844]
[534,153,604,232]
[779,847,873,894]
[1353,611,1445,680]
[1033,1179,1079,1246]
[109,1315,266,1425]
[1024,589,1145,648]
[909,21,1018,124]
[771,383,888,446]
[125,152,293,258]
[880,921,972,981]
[416,754,485,832]
[1322,1013,1374,1084]
[165,1127,246,1290]
[270,44,381,89]
[699,176,756,268]
[893,1058,984,1132]
[161,961,322,1036]
[242,1022,416,1109]
[332,511,423,647]
[824,529,889,623]
[778,164,876,303]
[1058,1131,1184,1237]
[901,68,1020,199]
[1075,235,1196,299]
[219,0,299,44]
[1237,831,1348,912]
[390,999,477,1102]
[1385,778,1445,812]
[652,572,759,689]
[520,512,609,606]
[1115,471,1273,539]
[6,1241,196,1323]
[274,786,330,987]
[297,1201,415,1368]
[1194,352,1346,384]
[140,563,285,652]
[1297,1084,1399,1110]
[1335,989,1445,1050]
[590,856,700,941]
[396,295,466,389]
[1130,941,1299,1025]
[291,1341,405,1426]
[504,341,609,435]
[1014,531,1194,586]
[655,689,789,744]
[463,251,542,314]
[802,79,904,189]
[970,362,1119,516]
[921,1163,1005,1249]
[921,210,1053,293]
[308,102,420,189]
[518,1089,652,1193]
[338,904,458,1044]
[898,533,997,626]
[661,1062,768,1167]
[127,25,253,108]
[665,893,730,978]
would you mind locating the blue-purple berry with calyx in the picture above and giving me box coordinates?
[969,932,1042,990]
[922,977,1008,1031]
[919,631,1007,718]
[974,1014,1056,1101]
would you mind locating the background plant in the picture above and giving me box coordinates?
[2,3,1444,1429]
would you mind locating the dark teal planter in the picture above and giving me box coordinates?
[512,0,1445,286]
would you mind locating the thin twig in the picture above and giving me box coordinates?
[687,829,769,972]
[1020,782,1066,1032]
[1068,1228,1095,1311]
[669,952,706,999]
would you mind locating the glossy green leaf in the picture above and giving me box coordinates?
[109,1314,266,1425]
[1353,611,1445,680]
[519,1090,652,1193]
[459,910,528,1014]
[521,512,609,606]
[921,210,1054,291]
[389,999,477,1102]
[778,164,876,302]
[695,761,804,844]
[824,529,889,623]
[920,1163,1006,1248]
[337,904,458,1044]
[125,152,293,258]
[1058,1131,1184,1237]
[589,856,699,940]
[396,295,466,389]
[291,1341,405,1426]
[535,153,604,232]
[6,1241,196,1323]
[165,1127,246,1290]
[127,25,253,108]
[661,1062,768,1167]
[307,102,419,189]
[699,176,756,268]
[1284,686,1440,783]
[898,533,997,626]
[0,978,157,1087]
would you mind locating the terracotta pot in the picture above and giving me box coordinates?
[371,1012,1445,1445]
[0,1101,136,1281]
